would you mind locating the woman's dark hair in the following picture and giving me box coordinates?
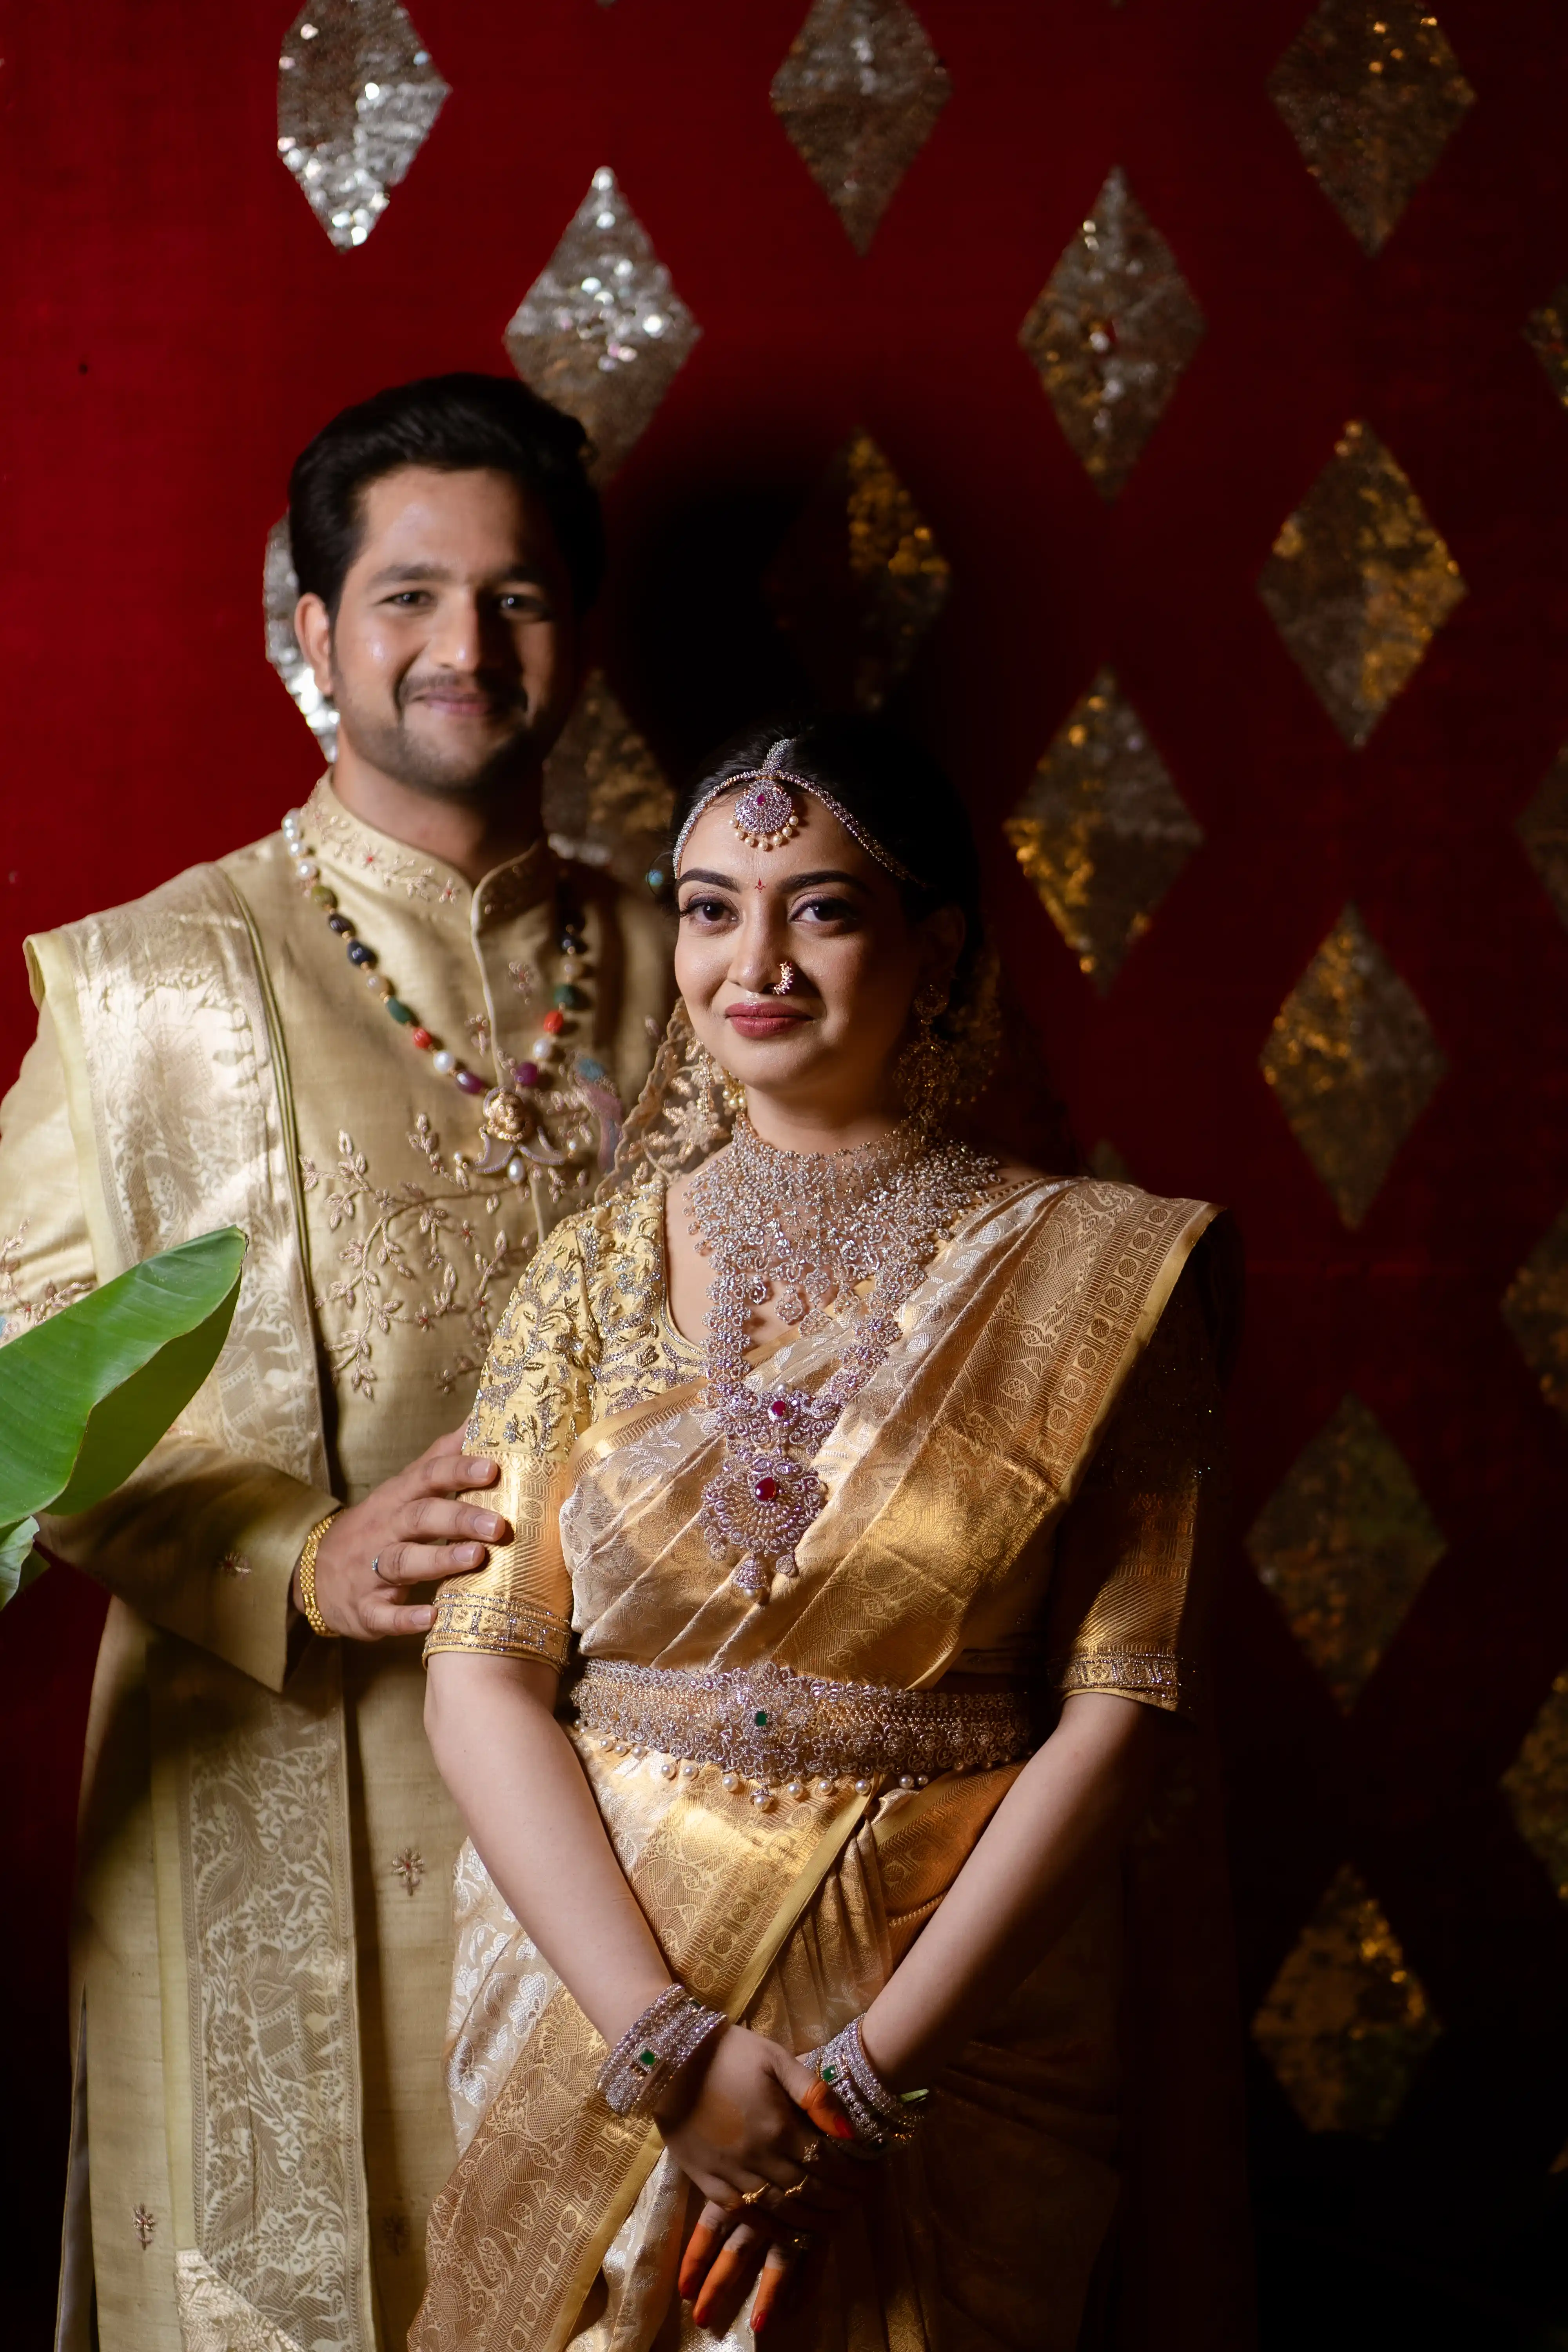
[672,713,985,990]
[287,372,606,617]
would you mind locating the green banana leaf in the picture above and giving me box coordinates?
[0,1227,247,1605]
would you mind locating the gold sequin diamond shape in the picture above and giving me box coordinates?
[1516,741,1568,933]
[543,670,673,891]
[1526,281,1568,410]
[1247,1393,1445,1710]
[1502,1207,1568,1421]
[771,0,951,256]
[1259,420,1465,748]
[764,430,950,711]
[1503,1672,1568,1902]
[277,0,449,252]
[505,168,701,481]
[1268,0,1475,256]
[1261,904,1446,1229]
[263,518,338,760]
[1019,167,1205,503]
[1254,1863,1439,2137]
[1004,669,1202,993]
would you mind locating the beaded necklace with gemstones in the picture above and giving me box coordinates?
[280,805,594,1185]
[686,1113,995,1604]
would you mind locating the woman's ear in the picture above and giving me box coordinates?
[917,904,967,1001]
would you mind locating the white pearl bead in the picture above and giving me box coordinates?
[293,857,319,882]
[853,1777,872,1795]
[659,1758,677,1780]
[431,1049,456,1075]
[721,1771,740,1793]
[506,1155,526,1183]
[680,1760,699,1777]
[786,1780,806,1801]
[750,1788,774,1810]
[530,1037,559,1062]
[282,809,304,832]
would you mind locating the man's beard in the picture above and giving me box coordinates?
[332,668,545,800]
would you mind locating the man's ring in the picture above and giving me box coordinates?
[372,1556,385,1581]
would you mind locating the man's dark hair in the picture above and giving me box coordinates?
[288,372,606,618]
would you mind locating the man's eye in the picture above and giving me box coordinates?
[385,591,428,608]
[499,593,548,616]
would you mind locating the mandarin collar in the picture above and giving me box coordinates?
[301,774,555,931]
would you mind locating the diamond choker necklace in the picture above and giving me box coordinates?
[686,1113,995,1603]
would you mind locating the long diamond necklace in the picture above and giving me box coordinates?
[686,1113,995,1603]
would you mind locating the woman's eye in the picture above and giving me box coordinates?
[793,896,856,924]
[678,897,733,924]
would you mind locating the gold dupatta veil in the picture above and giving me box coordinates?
[412,1006,1243,2352]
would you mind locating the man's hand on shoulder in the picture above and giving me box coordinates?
[296,1425,510,1641]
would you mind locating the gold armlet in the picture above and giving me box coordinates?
[296,1510,343,1639]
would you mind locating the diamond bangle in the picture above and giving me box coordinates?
[814,2018,927,2147]
[597,1983,728,2119]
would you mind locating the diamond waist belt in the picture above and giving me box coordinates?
[564,1656,1036,1806]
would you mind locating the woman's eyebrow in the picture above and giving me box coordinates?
[783,869,869,891]
[676,868,740,889]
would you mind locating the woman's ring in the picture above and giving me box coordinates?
[799,2139,823,2166]
[737,2183,771,2211]
[778,2178,809,2205]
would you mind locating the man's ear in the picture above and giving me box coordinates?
[294,592,334,696]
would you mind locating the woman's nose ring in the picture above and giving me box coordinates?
[772,960,797,996]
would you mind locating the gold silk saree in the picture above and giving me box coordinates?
[412,1162,1240,2352]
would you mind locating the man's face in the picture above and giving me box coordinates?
[296,465,579,799]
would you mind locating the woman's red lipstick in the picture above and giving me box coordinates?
[725,1002,811,1040]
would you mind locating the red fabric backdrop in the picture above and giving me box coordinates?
[4,3,1568,2344]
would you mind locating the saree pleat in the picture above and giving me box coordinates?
[413,1177,1236,2352]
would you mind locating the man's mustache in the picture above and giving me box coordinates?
[396,668,530,716]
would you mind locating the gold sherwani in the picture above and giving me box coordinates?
[0,777,672,2352]
[411,1171,1240,2352]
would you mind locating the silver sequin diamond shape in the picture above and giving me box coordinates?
[277,0,449,252]
[504,168,701,480]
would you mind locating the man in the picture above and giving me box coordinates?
[0,374,672,2351]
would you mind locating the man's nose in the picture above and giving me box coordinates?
[425,593,515,674]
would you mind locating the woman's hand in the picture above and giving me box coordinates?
[662,2032,865,2332]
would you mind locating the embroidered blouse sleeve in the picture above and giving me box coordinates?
[1043,1265,1226,1723]
[424,1213,600,1669]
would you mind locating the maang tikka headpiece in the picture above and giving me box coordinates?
[673,738,921,884]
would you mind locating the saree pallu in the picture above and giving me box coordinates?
[413,1178,1246,2352]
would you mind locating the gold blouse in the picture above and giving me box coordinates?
[425,1180,1220,1716]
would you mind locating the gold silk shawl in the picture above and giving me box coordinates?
[414,1177,1222,2352]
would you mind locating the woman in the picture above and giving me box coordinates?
[413,717,1241,2352]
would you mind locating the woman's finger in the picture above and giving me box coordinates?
[678,2200,735,2303]
[798,2074,857,2144]
[691,2223,768,2334]
[749,2240,800,2338]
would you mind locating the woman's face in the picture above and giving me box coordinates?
[674,791,962,1132]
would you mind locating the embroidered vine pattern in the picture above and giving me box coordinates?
[0,1221,94,1336]
[303,1121,535,1398]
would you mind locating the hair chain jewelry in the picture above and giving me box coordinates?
[686,1113,995,1603]
[672,739,920,884]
